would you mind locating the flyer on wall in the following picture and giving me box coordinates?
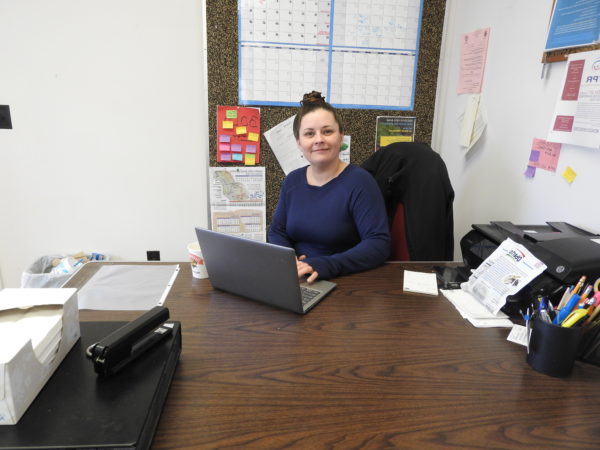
[547,49,600,149]
[209,167,266,242]
[374,116,416,151]
[544,0,600,51]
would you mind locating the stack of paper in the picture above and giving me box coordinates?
[441,288,513,328]
[0,288,80,425]
[0,305,63,366]
[403,270,439,296]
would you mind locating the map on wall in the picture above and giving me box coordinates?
[238,0,424,110]
[209,167,267,242]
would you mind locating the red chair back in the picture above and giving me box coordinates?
[389,203,410,261]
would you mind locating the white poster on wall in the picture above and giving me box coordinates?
[547,49,600,149]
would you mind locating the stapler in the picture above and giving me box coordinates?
[86,306,174,377]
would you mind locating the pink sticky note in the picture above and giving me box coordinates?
[219,134,231,143]
[246,145,256,154]
[219,143,231,152]
[530,138,561,172]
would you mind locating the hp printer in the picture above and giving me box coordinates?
[459,221,600,310]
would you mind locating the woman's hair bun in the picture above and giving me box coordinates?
[301,91,326,106]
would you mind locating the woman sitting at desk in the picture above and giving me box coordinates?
[268,91,390,283]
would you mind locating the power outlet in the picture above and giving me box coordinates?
[0,105,12,129]
[146,250,160,261]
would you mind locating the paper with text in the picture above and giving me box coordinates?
[209,167,266,241]
[458,28,490,94]
[441,288,512,329]
[548,49,600,149]
[461,238,547,315]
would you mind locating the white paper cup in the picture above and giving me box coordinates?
[187,241,208,279]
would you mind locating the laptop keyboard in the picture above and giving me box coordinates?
[301,286,321,305]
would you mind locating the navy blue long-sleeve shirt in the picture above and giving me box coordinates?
[268,164,390,280]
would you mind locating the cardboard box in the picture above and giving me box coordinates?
[0,288,80,425]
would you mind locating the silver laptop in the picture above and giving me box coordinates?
[195,228,336,314]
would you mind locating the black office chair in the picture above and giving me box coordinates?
[361,142,455,261]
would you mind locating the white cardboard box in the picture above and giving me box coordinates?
[0,288,80,425]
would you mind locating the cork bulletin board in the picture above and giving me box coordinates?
[206,0,446,223]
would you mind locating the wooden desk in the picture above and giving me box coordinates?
[67,262,600,448]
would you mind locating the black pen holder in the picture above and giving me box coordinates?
[526,318,583,377]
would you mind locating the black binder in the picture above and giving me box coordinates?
[0,320,181,449]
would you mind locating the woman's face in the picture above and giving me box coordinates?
[297,108,343,168]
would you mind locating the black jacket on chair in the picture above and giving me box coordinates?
[361,142,455,261]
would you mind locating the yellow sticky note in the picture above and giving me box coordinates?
[222,121,234,129]
[236,126,247,135]
[248,132,259,142]
[226,109,237,119]
[380,136,412,146]
[245,153,256,165]
[562,166,577,184]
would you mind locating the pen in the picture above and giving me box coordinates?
[537,296,552,323]
[577,284,593,306]
[557,286,573,310]
[583,292,600,326]
[549,284,566,300]
[580,296,595,310]
[538,295,547,311]
[526,307,531,354]
[554,294,581,325]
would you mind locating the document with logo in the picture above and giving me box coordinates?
[460,238,547,315]
[547,49,600,149]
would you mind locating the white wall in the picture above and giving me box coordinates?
[0,0,209,287]
[433,0,600,260]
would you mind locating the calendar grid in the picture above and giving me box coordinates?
[238,0,423,110]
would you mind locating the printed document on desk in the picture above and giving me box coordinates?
[461,238,546,315]
[441,288,513,328]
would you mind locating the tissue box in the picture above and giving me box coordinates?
[0,288,80,425]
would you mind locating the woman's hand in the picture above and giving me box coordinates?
[297,255,319,284]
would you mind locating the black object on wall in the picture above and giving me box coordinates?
[0,105,12,129]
